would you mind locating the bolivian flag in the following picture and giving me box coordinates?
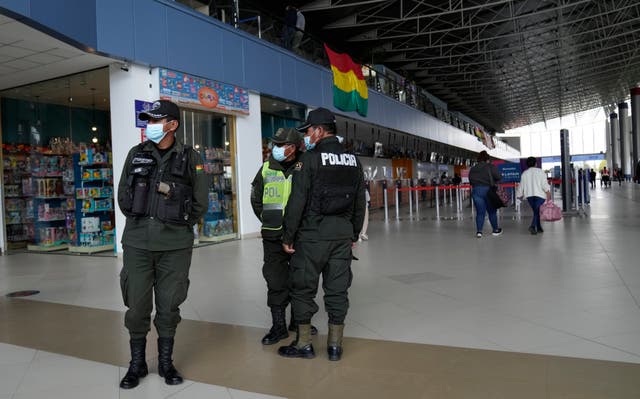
[324,44,368,117]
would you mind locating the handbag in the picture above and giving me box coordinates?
[540,199,562,221]
[486,169,510,208]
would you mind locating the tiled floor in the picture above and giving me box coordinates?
[1,183,640,398]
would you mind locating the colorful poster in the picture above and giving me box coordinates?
[135,100,155,128]
[159,68,249,115]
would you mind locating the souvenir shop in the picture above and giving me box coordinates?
[1,67,242,255]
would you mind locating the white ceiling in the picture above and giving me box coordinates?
[0,14,115,110]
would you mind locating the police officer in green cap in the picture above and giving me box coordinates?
[251,127,311,345]
[278,108,366,361]
[117,99,209,389]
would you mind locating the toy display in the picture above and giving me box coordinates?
[200,147,236,241]
[69,151,115,253]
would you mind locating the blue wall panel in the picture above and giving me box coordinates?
[279,56,297,100]
[295,62,324,105]
[31,0,97,48]
[132,0,167,67]
[221,32,244,85]
[244,40,280,95]
[96,0,134,60]
[0,0,496,153]
[0,0,28,17]
[0,0,96,49]
[167,8,223,80]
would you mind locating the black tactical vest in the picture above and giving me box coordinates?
[309,150,360,215]
[120,143,193,225]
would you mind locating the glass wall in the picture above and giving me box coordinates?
[176,108,237,243]
[1,68,115,254]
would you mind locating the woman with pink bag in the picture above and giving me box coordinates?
[516,157,551,235]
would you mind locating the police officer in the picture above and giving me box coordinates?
[117,100,209,389]
[251,127,319,345]
[278,108,366,361]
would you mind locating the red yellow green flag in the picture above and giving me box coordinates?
[324,44,368,117]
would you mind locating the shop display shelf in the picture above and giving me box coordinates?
[68,244,114,254]
[27,243,69,252]
[199,233,237,243]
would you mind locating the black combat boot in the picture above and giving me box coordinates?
[157,337,183,385]
[327,323,344,361]
[119,338,148,389]
[261,307,289,345]
[278,324,315,359]
[288,308,318,335]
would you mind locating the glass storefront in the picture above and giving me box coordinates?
[175,108,237,244]
[1,68,241,254]
[1,68,115,254]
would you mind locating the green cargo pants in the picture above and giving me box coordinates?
[262,238,291,308]
[289,239,353,325]
[120,245,192,339]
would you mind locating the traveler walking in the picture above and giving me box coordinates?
[468,150,503,238]
[516,157,551,235]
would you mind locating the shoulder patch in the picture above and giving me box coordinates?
[294,161,303,171]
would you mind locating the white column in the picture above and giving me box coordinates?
[610,113,620,169]
[619,102,631,178]
[631,88,640,178]
[109,63,159,254]
[235,91,263,238]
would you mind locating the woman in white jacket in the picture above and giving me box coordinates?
[516,157,551,235]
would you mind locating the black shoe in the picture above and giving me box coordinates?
[288,323,318,335]
[529,226,537,235]
[158,363,183,385]
[327,345,343,361]
[119,338,148,389]
[157,337,183,385]
[278,342,315,359]
[537,226,544,233]
[261,327,289,345]
[119,364,148,389]
[263,307,289,345]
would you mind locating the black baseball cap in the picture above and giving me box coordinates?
[271,127,302,145]
[296,107,337,131]
[139,100,181,121]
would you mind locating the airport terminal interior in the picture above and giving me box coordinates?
[2,1,640,398]
[1,184,640,398]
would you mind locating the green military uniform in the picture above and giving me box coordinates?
[118,138,209,339]
[251,156,296,308]
[282,135,366,328]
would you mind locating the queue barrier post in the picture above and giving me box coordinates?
[383,180,389,222]
[435,186,440,219]
[395,186,400,220]
[408,186,413,217]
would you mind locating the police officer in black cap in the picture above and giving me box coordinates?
[117,99,209,389]
[251,127,318,345]
[278,107,366,361]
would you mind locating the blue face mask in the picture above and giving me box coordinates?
[145,123,167,144]
[304,135,316,151]
[272,145,287,162]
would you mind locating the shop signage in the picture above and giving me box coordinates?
[497,163,521,182]
[135,100,155,128]
[159,68,249,115]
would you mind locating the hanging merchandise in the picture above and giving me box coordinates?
[69,148,115,253]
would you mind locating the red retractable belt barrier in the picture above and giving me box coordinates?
[388,182,516,192]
